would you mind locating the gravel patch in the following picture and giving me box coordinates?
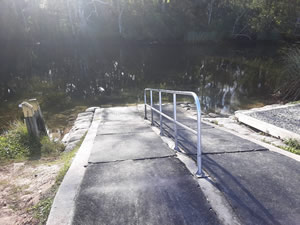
[249,104,300,135]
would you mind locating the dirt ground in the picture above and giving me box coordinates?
[0,161,63,225]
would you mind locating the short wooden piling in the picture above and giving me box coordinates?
[20,99,47,137]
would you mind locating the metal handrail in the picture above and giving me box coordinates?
[144,88,202,176]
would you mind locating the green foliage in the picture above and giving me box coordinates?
[0,121,37,160]
[0,121,65,161]
[284,49,300,79]
[285,139,300,149]
[276,48,300,101]
[54,141,81,186]
[283,139,300,155]
[28,77,72,110]
[1,0,297,42]
[290,100,300,104]
[31,197,54,225]
[40,136,65,155]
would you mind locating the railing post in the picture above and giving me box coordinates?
[150,90,154,125]
[173,93,179,151]
[144,90,147,119]
[159,91,163,135]
[144,88,203,177]
[196,97,202,177]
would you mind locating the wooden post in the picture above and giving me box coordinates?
[20,100,48,137]
[28,99,47,135]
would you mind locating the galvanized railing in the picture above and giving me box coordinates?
[144,88,202,176]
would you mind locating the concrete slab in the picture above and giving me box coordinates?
[89,132,175,163]
[144,104,266,154]
[145,104,190,122]
[100,106,144,122]
[46,108,101,225]
[154,117,214,131]
[97,121,152,135]
[161,104,197,121]
[72,158,220,225]
[147,106,213,130]
[141,103,300,225]
[202,151,300,225]
[168,126,266,154]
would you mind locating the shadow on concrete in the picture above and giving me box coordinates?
[72,106,221,225]
[203,155,280,225]
[146,105,300,225]
[73,158,220,225]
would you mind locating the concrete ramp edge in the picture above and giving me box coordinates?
[46,108,102,225]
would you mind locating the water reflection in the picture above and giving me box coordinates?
[0,42,282,120]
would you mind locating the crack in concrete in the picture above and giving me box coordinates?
[158,126,269,156]
[203,148,269,155]
[175,148,268,157]
[87,155,176,166]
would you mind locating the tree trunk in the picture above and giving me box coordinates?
[208,0,215,25]
[118,0,125,37]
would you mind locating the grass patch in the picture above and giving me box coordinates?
[40,136,64,156]
[289,100,300,104]
[0,121,83,224]
[30,136,84,224]
[0,121,39,161]
[0,121,65,163]
[211,120,219,125]
[31,197,54,225]
[262,138,271,145]
[282,139,300,155]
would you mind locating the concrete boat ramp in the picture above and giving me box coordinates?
[47,106,300,225]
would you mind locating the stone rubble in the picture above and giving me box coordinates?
[62,107,100,152]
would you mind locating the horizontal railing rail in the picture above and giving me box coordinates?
[144,88,202,176]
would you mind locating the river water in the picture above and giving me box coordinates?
[0,41,285,130]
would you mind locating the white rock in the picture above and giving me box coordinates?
[68,132,86,143]
[75,117,92,124]
[74,122,90,130]
[85,107,100,112]
[65,141,80,152]
[77,112,93,117]
[62,133,70,144]
[70,129,87,137]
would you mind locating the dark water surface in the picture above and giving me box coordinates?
[0,41,284,130]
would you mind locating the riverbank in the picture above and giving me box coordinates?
[0,141,82,225]
[0,107,100,225]
[0,101,89,135]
